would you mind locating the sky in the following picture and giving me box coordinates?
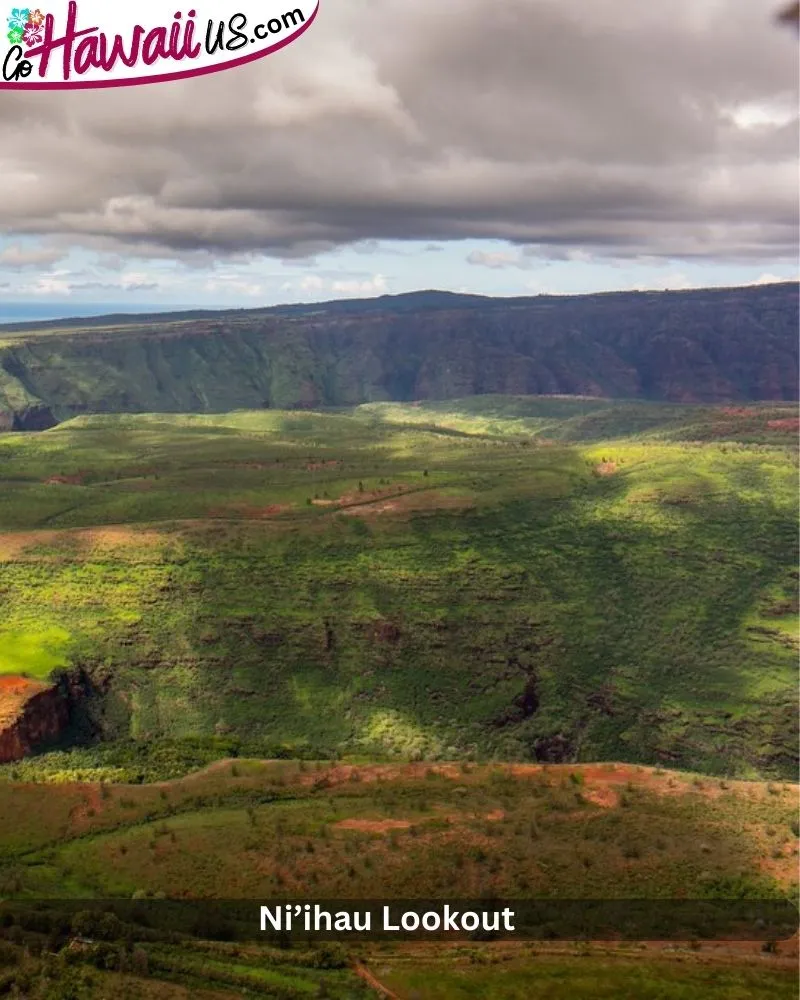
[0,0,797,319]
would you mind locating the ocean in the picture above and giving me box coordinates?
[0,302,190,326]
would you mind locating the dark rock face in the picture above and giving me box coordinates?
[533,734,576,763]
[0,282,796,425]
[11,405,58,430]
[0,669,96,763]
[0,685,69,762]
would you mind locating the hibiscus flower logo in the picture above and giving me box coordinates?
[6,7,47,48]
[22,20,41,45]
[6,7,30,32]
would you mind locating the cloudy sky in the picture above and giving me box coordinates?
[0,0,797,318]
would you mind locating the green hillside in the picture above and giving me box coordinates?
[0,398,796,779]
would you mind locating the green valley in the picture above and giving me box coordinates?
[0,397,796,779]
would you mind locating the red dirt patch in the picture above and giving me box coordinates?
[353,962,401,999]
[583,786,620,808]
[297,762,462,789]
[341,491,473,519]
[506,763,754,803]
[594,462,618,476]
[207,504,292,519]
[69,784,105,831]
[337,485,411,506]
[0,526,165,561]
[43,473,86,485]
[0,676,47,727]
[766,418,800,432]
[310,486,473,518]
[333,819,412,834]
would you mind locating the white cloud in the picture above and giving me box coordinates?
[727,99,798,130]
[331,274,387,295]
[279,272,389,297]
[467,250,528,270]
[21,275,73,296]
[0,243,65,269]
[204,275,264,296]
[467,247,594,269]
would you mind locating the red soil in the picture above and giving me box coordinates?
[43,472,86,485]
[333,819,413,833]
[0,675,68,762]
[594,462,618,476]
[207,504,292,519]
[0,676,48,726]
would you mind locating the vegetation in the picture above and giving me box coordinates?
[0,391,796,997]
[0,398,796,778]
[1,761,795,901]
[375,948,799,1000]
[0,282,796,428]
[0,762,795,997]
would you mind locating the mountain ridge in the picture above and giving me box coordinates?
[1,281,796,333]
[0,281,796,428]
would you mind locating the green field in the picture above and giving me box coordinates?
[0,397,796,778]
[375,950,798,1000]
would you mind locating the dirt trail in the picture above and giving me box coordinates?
[334,818,412,833]
[353,962,403,999]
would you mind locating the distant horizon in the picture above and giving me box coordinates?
[0,277,796,328]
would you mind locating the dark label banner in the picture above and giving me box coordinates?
[1,899,797,943]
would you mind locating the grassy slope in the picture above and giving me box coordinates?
[375,949,797,1000]
[0,398,796,778]
[3,761,796,900]
[0,762,796,998]
[358,396,800,444]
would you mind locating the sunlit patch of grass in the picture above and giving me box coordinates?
[0,627,72,678]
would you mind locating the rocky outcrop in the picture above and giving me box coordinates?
[0,669,94,762]
[0,681,69,762]
[11,404,58,430]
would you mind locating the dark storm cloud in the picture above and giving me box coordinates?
[0,0,796,261]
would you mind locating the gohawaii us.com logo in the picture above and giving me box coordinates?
[2,1,318,88]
